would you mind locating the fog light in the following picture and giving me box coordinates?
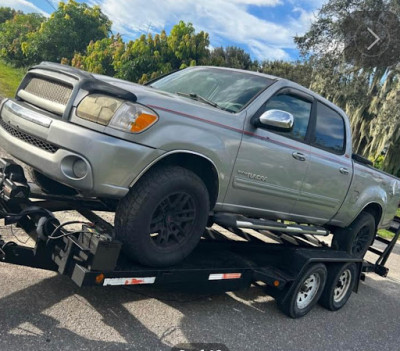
[72,159,88,178]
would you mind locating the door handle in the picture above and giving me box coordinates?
[292,152,306,161]
[340,167,349,175]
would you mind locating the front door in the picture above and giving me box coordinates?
[223,90,313,220]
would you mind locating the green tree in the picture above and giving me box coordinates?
[209,46,255,70]
[22,0,111,64]
[260,60,313,87]
[167,21,210,68]
[0,7,21,24]
[112,21,209,83]
[71,34,124,76]
[0,12,44,66]
[295,0,400,176]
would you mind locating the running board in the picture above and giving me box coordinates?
[213,214,330,236]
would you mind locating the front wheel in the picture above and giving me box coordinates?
[115,166,210,267]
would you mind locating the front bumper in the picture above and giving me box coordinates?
[0,99,163,198]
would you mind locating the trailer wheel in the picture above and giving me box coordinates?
[27,167,77,195]
[332,212,375,258]
[277,263,327,318]
[115,166,209,267]
[319,263,357,311]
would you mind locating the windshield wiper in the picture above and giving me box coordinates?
[176,92,223,110]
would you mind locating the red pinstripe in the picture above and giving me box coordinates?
[148,104,353,168]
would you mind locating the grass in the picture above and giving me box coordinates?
[378,208,400,240]
[0,60,26,98]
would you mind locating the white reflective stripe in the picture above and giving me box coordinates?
[209,273,242,280]
[103,277,156,286]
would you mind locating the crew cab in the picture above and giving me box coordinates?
[0,62,399,266]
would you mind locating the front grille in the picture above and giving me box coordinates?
[0,117,59,153]
[24,78,72,106]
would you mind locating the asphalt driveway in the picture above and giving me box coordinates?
[0,253,399,351]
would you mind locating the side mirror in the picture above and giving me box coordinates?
[257,109,294,130]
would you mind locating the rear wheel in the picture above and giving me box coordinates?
[332,212,376,258]
[277,263,327,318]
[115,166,210,267]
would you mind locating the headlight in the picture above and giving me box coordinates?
[76,94,158,133]
[108,102,158,133]
[77,94,123,125]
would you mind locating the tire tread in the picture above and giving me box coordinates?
[115,165,209,266]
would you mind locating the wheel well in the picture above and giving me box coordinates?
[138,153,219,209]
[362,203,383,227]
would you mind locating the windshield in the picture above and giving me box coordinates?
[149,67,274,112]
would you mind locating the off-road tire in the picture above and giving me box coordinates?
[332,212,375,258]
[115,166,210,267]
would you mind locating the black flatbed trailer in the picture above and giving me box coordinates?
[0,158,398,318]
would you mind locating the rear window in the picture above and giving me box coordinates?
[313,102,346,154]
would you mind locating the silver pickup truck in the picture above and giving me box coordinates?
[0,62,399,266]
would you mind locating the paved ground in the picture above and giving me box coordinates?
[0,153,399,351]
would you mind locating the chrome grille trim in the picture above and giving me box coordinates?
[3,100,52,128]
[0,117,59,153]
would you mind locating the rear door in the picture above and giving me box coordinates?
[292,101,353,222]
[223,89,314,219]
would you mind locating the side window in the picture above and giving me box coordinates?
[263,93,312,142]
[313,103,345,154]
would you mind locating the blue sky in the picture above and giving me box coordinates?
[4,0,327,61]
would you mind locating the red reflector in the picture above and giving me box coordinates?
[223,273,242,279]
[126,278,145,285]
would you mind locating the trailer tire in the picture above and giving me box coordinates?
[115,166,209,267]
[332,212,375,258]
[27,167,77,196]
[277,263,327,318]
[319,263,357,311]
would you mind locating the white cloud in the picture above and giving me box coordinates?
[289,7,318,36]
[229,0,283,5]
[248,40,290,60]
[21,0,319,61]
[93,0,312,60]
[289,0,327,9]
[1,0,49,16]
